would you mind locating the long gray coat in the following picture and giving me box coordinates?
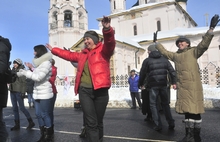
[156,31,214,114]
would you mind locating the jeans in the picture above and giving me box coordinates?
[49,94,56,125]
[79,87,109,142]
[27,93,34,104]
[34,98,53,128]
[0,107,8,142]
[10,92,32,120]
[130,92,142,108]
[149,86,174,127]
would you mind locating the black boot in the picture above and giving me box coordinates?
[26,118,35,130]
[44,127,54,142]
[194,121,201,142]
[29,103,31,108]
[11,120,20,131]
[180,120,195,142]
[79,127,86,138]
[37,126,45,142]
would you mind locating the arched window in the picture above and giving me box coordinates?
[157,20,161,31]
[64,10,72,27]
[133,25,137,35]
[79,11,84,29]
[50,11,58,29]
[114,1,116,9]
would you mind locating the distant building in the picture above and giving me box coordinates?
[48,0,220,86]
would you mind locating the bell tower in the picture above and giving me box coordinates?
[109,0,126,14]
[48,0,88,77]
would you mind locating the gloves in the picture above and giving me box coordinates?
[153,31,158,42]
[17,69,26,77]
[210,14,220,29]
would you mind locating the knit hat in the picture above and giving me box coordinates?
[176,36,191,47]
[13,58,23,65]
[83,31,99,45]
[148,44,157,51]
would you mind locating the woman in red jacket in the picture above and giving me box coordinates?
[46,16,115,142]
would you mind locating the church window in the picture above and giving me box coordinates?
[79,11,84,29]
[64,10,72,27]
[157,20,161,31]
[50,11,58,29]
[145,0,147,3]
[133,25,137,35]
[114,1,116,9]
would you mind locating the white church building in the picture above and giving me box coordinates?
[48,0,220,86]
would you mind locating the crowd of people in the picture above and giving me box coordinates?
[0,14,219,142]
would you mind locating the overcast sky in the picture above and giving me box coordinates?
[0,0,219,65]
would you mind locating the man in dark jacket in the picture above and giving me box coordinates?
[0,35,11,141]
[139,45,177,131]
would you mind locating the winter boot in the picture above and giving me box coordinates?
[180,119,195,142]
[194,120,202,142]
[37,126,45,142]
[10,120,20,131]
[26,118,35,130]
[79,126,86,138]
[44,127,54,142]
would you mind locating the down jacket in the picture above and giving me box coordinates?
[17,52,53,100]
[156,31,214,114]
[128,74,139,92]
[51,27,115,95]
[139,51,176,88]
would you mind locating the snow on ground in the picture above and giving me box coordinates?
[7,84,220,108]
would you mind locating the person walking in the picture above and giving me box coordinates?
[26,78,35,108]
[18,45,54,142]
[9,58,35,131]
[45,16,115,142]
[138,45,177,131]
[153,14,219,142]
[128,69,142,109]
[0,36,12,142]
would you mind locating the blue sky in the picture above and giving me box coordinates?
[0,0,219,64]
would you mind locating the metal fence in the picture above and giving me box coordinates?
[55,65,220,88]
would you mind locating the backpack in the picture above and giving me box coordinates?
[0,36,16,83]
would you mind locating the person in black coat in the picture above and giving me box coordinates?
[0,36,11,141]
[139,44,177,131]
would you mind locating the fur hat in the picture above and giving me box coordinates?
[148,45,157,51]
[83,31,99,45]
[176,36,191,47]
[13,58,23,65]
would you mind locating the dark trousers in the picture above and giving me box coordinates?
[149,86,174,127]
[0,107,8,142]
[130,92,142,108]
[141,89,151,116]
[79,87,109,142]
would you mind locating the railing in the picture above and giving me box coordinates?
[55,65,220,88]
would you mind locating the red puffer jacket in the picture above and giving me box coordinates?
[49,65,58,94]
[51,27,115,95]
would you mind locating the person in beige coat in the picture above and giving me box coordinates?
[153,14,219,142]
